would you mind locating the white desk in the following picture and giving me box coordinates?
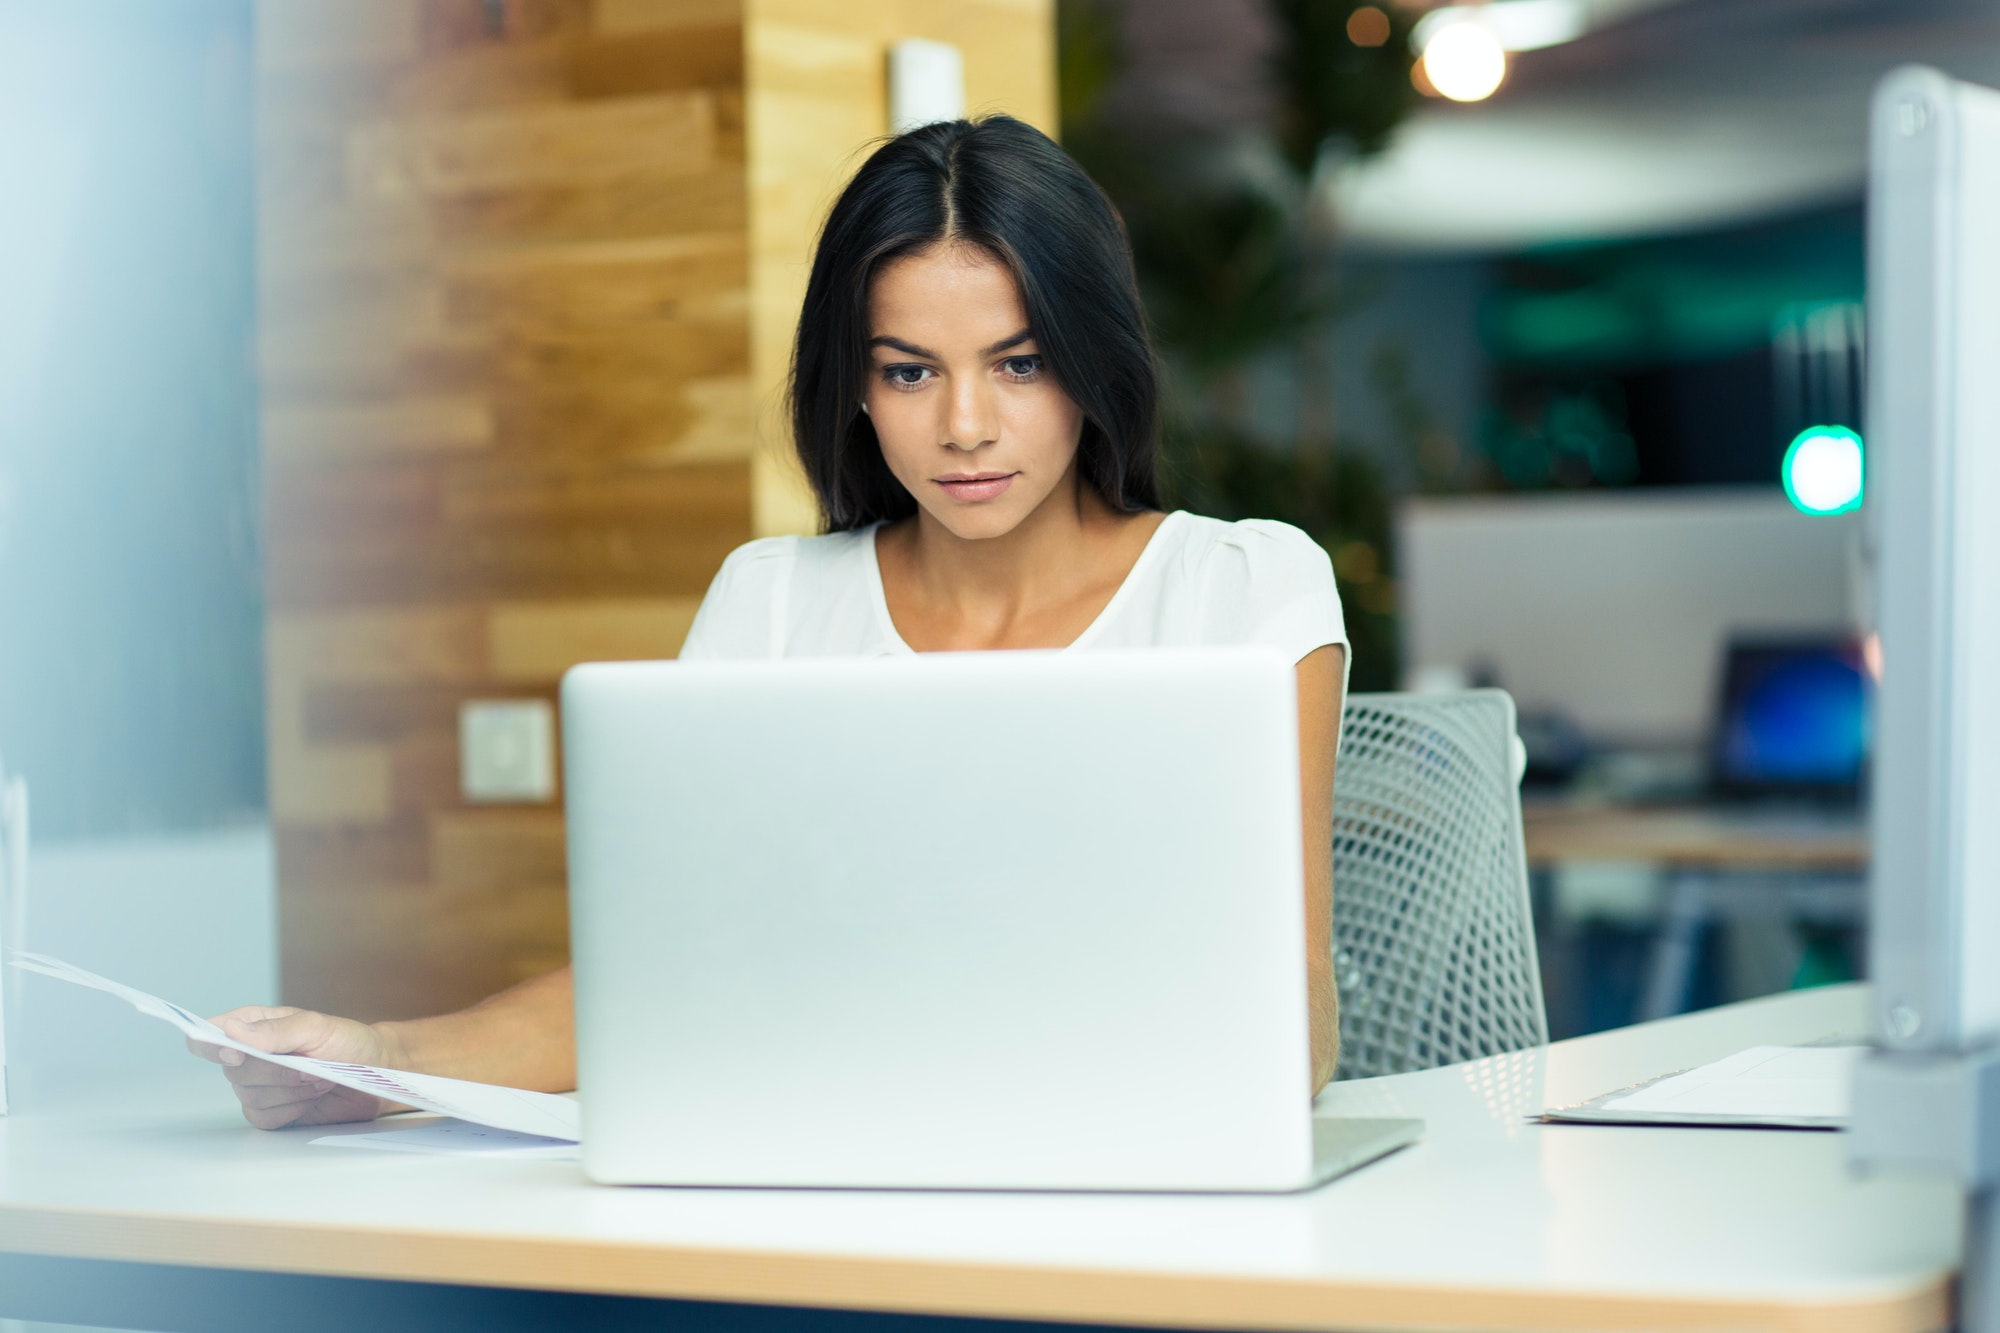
[0,985,1961,1332]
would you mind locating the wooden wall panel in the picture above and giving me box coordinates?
[259,0,752,1020]
[261,0,1055,1022]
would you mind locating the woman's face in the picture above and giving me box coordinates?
[863,243,1087,541]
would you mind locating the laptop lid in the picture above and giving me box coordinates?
[563,648,1315,1191]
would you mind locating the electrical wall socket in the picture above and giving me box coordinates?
[459,699,556,803]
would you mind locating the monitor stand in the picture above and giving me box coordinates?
[1852,1046,2000,1333]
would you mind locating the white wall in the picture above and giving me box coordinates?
[0,1,267,1110]
[7,825,276,1078]
[0,0,263,842]
[1398,488,1863,745]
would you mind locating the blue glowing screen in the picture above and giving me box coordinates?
[1718,644,1871,787]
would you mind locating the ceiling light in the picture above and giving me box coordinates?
[1347,5,1392,47]
[1420,23,1507,102]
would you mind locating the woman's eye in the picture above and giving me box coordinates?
[1000,355,1042,380]
[881,364,932,389]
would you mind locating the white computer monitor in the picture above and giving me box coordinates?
[1398,490,1861,747]
[1865,67,2000,1056]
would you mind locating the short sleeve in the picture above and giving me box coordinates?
[1196,519,1348,667]
[676,537,797,661]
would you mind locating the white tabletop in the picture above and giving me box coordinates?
[0,984,1961,1332]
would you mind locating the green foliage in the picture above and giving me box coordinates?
[1056,0,1123,142]
[1057,0,1422,687]
[1267,0,1422,175]
[1161,428,1401,692]
[1120,162,1343,378]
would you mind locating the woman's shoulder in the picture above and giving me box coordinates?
[714,527,870,574]
[1143,512,1345,661]
[1162,512,1334,582]
[680,528,875,660]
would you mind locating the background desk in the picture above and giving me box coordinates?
[1522,801,1869,873]
[0,984,1957,1333]
[1523,800,1869,1024]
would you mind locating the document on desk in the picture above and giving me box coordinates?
[9,952,580,1142]
[1540,1045,1862,1129]
[310,1120,580,1160]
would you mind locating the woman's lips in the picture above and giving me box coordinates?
[935,473,1016,502]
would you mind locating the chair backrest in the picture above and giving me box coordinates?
[1331,690,1547,1079]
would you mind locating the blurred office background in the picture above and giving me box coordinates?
[3,0,2000,1090]
[1060,0,1997,1036]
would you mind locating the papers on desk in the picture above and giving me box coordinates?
[311,1119,580,1160]
[1541,1045,1861,1130]
[9,952,580,1142]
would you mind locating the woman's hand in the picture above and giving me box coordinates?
[189,968,577,1130]
[186,1006,410,1129]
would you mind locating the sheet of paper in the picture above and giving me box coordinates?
[310,1119,580,1160]
[10,952,580,1142]
[1600,1045,1861,1121]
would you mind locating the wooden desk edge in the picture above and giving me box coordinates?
[1520,805,1869,872]
[1523,846,1870,872]
[0,1203,1952,1333]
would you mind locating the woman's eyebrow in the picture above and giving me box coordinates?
[981,328,1035,356]
[868,335,937,358]
[867,329,1036,359]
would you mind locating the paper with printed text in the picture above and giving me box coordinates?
[10,952,580,1141]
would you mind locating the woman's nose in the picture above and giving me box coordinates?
[944,376,999,452]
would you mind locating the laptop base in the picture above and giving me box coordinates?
[1302,1117,1425,1190]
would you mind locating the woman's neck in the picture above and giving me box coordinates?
[877,479,1162,651]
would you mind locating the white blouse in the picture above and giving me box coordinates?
[678,510,1348,669]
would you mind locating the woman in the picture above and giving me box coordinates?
[192,115,1348,1125]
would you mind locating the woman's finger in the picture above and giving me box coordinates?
[219,1010,337,1060]
[187,1037,250,1067]
[221,1058,320,1090]
[201,1004,296,1033]
[234,1079,336,1113]
[243,1102,306,1131]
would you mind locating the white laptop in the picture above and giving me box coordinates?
[562,648,1422,1192]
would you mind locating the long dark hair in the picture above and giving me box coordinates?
[789,115,1161,531]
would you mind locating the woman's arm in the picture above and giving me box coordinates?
[378,965,576,1088]
[1297,644,1344,1094]
[189,966,576,1130]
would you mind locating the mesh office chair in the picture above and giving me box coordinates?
[1330,690,1548,1080]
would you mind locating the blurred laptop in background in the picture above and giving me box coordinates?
[1708,635,1872,809]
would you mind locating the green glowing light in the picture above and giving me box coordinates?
[1782,425,1865,516]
